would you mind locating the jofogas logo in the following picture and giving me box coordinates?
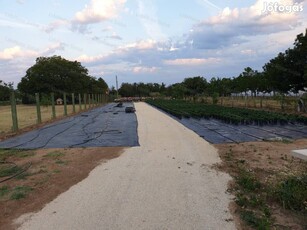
[262,1,303,13]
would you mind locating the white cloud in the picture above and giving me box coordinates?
[44,19,69,33]
[106,32,122,40]
[77,54,105,63]
[132,66,158,73]
[0,46,37,60]
[240,49,256,55]
[41,43,65,56]
[164,58,220,66]
[189,0,304,49]
[119,39,157,51]
[74,0,126,24]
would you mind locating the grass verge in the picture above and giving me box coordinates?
[216,141,307,229]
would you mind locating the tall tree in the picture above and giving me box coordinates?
[18,56,108,102]
[183,76,208,99]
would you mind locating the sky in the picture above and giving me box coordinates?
[0,0,306,88]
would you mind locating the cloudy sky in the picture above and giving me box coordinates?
[0,0,306,88]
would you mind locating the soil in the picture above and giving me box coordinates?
[215,139,307,230]
[0,147,123,230]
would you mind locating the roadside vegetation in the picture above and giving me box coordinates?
[216,141,307,229]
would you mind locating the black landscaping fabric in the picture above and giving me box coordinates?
[0,103,139,149]
[179,117,307,144]
[149,104,307,144]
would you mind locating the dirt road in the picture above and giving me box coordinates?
[15,102,235,230]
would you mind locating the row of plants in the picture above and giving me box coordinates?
[146,99,307,125]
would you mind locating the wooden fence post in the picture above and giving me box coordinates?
[51,92,56,119]
[84,93,87,109]
[72,93,76,113]
[10,91,18,132]
[63,93,67,116]
[35,93,42,124]
[89,94,91,108]
[79,93,82,111]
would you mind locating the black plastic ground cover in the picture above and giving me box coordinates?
[0,103,139,149]
[179,118,307,144]
[147,103,307,144]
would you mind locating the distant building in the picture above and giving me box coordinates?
[56,98,63,105]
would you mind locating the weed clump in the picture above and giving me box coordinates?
[234,167,271,229]
[10,186,33,200]
[275,174,307,212]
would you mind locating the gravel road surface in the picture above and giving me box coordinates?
[16,102,235,230]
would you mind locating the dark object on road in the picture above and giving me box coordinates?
[125,107,136,113]
[115,102,123,107]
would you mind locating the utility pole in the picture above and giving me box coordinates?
[116,75,119,99]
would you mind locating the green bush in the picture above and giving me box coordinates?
[212,92,219,105]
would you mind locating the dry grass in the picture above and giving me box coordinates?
[0,104,86,133]
[198,96,299,113]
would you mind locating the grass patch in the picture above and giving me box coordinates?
[241,210,270,230]
[234,167,272,229]
[236,168,261,192]
[16,151,35,158]
[43,151,64,159]
[0,149,34,161]
[0,164,22,177]
[10,186,32,200]
[0,149,21,161]
[15,172,31,180]
[0,185,10,198]
[55,160,68,165]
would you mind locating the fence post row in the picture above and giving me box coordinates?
[8,92,105,132]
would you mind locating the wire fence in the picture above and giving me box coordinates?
[194,95,307,114]
[1,92,111,136]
